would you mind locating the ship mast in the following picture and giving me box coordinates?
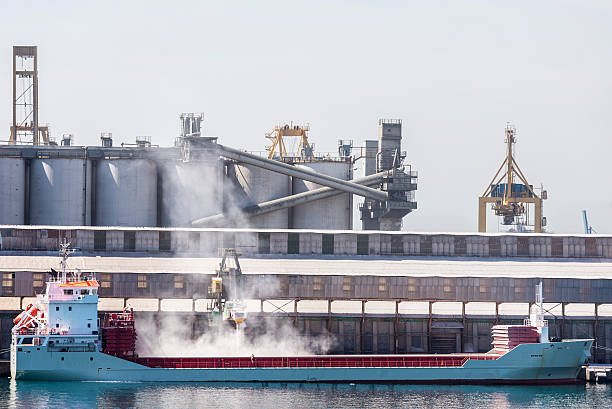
[58,238,75,283]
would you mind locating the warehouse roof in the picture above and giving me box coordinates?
[1,255,611,279]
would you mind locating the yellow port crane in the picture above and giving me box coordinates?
[478,124,547,232]
[265,122,314,159]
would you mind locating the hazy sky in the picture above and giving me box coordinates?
[1,1,610,234]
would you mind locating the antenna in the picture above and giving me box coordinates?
[58,238,75,282]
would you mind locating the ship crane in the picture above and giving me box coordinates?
[207,248,247,329]
[478,124,547,233]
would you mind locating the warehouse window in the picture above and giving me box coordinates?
[544,280,555,299]
[258,233,270,254]
[33,273,45,294]
[100,273,112,288]
[159,231,171,252]
[123,231,136,251]
[94,231,106,250]
[343,277,354,298]
[322,234,334,255]
[313,277,324,297]
[378,277,388,296]
[407,278,417,295]
[137,275,148,288]
[222,232,235,249]
[443,278,454,296]
[357,235,369,255]
[2,273,14,296]
[278,276,289,297]
[391,235,403,254]
[174,274,186,296]
[478,278,491,299]
[189,232,200,251]
[137,274,149,296]
[288,233,300,254]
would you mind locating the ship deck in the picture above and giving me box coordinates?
[129,354,499,369]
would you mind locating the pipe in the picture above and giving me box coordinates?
[217,144,388,202]
[192,168,399,227]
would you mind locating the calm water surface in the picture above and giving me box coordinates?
[0,380,611,409]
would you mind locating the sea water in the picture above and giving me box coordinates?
[0,380,610,408]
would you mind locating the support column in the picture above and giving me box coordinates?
[594,303,599,363]
[478,197,487,232]
[461,302,466,353]
[428,301,433,353]
[534,198,543,233]
[394,300,399,354]
[360,300,365,354]
[327,299,332,347]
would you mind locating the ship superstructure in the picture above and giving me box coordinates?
[11,240,100,376]
[10,245,593,383]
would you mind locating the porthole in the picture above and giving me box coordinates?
[61,357,64,361]
[90,357,94,361]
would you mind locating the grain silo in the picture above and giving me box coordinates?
[0,158,25,225]
[291,160,352,229]
[29,158,91,226]
[230,163,290,228]
[95,159,157,227]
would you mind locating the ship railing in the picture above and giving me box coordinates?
[132,355,498,369]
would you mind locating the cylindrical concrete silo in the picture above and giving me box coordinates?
[0,158,26,225]
[292,161,352,230]
[30,158,91,226]
[95,159,157,227]
[231,163,290,229]
[160,158,223,227]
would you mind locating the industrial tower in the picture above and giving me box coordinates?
[10,46,50,145]
[360,119,417,230]
[478,124,546,232]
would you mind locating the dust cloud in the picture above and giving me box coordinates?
[135,313,333,357]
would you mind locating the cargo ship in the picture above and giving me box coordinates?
[11,244,592,383]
